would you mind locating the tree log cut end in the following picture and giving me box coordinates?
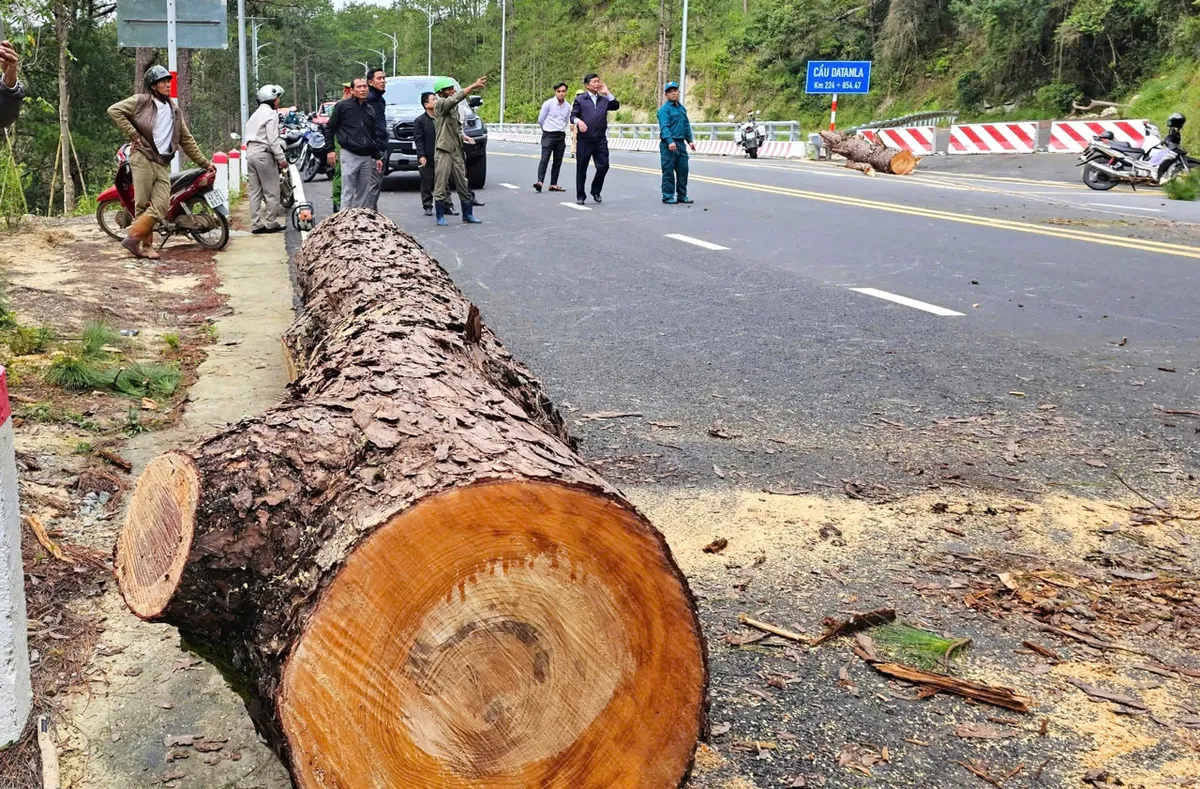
[278,479,706,789]
[890,150,917,175]
[115,452,200,619]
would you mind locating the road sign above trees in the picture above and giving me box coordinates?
[805,61,872,95]
[117,0,228,49]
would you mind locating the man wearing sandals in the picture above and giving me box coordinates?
[108,65,213,261]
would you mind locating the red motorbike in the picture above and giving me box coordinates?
[96,144,230,251]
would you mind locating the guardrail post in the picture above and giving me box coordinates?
[0,365,31,748]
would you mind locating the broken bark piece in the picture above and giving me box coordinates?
[820,130,917,175]
[97,448,133,472]
[863,661,1033,713]
[844,160,876,177]
[114,211,707,789]
[811,608,896,647]
[1021,641,1061,661]
[1067,679,1148,710]
[739,614,807,643]
[703,537,729,554]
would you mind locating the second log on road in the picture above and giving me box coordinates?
[113,209,708,789]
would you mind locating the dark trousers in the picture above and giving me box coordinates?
[537,131,566,185]
[660,143,690,200]
[576,137,610,201]
[419,162,435,210]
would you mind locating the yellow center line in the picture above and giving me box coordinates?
[493,151,1200,259]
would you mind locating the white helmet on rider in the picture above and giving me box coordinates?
[256,84,284,104]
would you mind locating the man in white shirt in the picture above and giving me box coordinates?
[533,82,570,193]
[245,84,288,233]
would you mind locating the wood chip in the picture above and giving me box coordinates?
[97,448,133,471]
[1111,568,1159,581]
[24,515,66,562]
[1021,641,1061,661]
[739,614,807,643]
[863,661,1033,713]
[702,538,728,554]
[1067,678,1148,710]
[581,411,642,420]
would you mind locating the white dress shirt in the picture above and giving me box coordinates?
[538,98,571,132]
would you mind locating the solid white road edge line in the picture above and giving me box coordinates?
[562,202,591,211]
[665,233,730,251]
[499,183,520,190]
[1087,203,1163,213]
[849,288,965,317]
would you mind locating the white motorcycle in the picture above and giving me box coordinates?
[1078,118,1197,190]
[732,111,767,158]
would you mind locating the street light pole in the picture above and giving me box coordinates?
[369,48,388,73]
[678,0,689,106]
[356,61,370,77]
[500,0,506,124]
[238,0,249,143]
[382,31,398,75]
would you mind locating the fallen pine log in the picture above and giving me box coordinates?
[819,130,917,175]
[855,652,1033,713]
[114,209,708,789]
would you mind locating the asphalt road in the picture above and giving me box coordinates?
[300,143,1199,495]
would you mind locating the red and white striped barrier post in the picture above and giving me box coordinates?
[0,366,31,747]
[212,151,229,205]
[860,127,936,156]
[829,93,838,132]
[1049,120,1148,153]
[227,149,241,199]
[948,122,1038,155]
[240,144,249,181]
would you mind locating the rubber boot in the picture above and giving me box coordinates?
[462,201,482,224]
[121,213,156,258]
[435,201,448,226]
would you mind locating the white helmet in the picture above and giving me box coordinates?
[256,84,284,104]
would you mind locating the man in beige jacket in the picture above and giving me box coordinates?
[107,65,212,260]
[244,84,287,233]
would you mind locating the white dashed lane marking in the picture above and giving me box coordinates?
[849,288,965,316]
[665,233,729,251]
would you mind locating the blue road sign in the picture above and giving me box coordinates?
[805,61,872,94]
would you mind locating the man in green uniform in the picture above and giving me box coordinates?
[433,75,487,225]
[657,81,696,204]
[329,82,351,212]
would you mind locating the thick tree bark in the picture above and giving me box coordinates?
[657,0,671,94]
[820,130,918,175]
[135,48,156,94]
[176,48,192,120]
[115,210,708,789]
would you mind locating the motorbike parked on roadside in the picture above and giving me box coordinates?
[95,144,229,251]
[297,124,335,182]
[732,110,767,158]
[1078,115,1199,190]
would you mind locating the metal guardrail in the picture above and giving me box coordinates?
[490,121,803,142]
[850,110,959,132]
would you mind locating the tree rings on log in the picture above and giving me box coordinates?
[114,451,199,619]
[279,480,705,787]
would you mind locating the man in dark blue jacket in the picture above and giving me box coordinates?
[657,81,696,204]
[570,72,620,205]
[365,69,388,210]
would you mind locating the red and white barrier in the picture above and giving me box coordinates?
[949,122,1038,154]
[489,130,805,159]
[212,151,229,204]
[227,149,241,199]
[859,126,935,155]
[0,366,31,747]
[1048,120,1148,153]
[240,144,249,180]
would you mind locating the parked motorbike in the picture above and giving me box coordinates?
[1078,117,1198,190]
[95,145,230,251]
[283,125,308,165]
[733,111,767,159]
[298,124,335,183]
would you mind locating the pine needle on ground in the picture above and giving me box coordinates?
[872,622,972,671]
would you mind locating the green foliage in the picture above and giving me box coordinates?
[162,332,182,351]
[956,71,986,111]
[81,320,122,358]
[1037,82,1084,113]
[872,623,972,670]
[45,353,114,392]
[74,441,93,455]
[5,324,56,356]
[1163,169,1200,200]
[112,362,181,399]
[122,407,150,436]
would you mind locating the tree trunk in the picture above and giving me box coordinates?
[54,4,74,213]
[819,130,918,175]
[115,211,708,789]
[176,48,192,120]
[135,48,156,93]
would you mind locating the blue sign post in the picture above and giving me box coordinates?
[805,61,872,131]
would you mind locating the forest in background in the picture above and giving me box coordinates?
[3,0,1200,217]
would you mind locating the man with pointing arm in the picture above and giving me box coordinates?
[570,73,619,205]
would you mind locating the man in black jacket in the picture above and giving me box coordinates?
[412,92,461,217]
[365,69,388,209]
[570,72,620,205]
[325,77,380,210]
[0,40,24,130]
